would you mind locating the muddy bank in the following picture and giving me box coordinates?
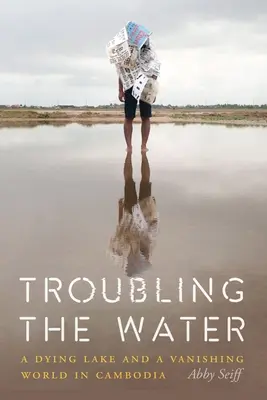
[1,109,267,127]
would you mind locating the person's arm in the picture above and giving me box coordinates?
[119,78,123,92]
[118,78,124,102]
[118,198,124,223]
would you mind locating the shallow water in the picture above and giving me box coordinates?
[0,123,267,396]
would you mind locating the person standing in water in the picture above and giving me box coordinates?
[107,23,160,152]
[119,75,153,153]
[118,41,157,153]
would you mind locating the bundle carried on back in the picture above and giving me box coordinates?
[106,21,161,105]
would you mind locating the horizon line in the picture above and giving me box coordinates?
[1,103,267,108]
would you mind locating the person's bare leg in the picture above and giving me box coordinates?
[124,151,133,181]
[141,117,150,152]
[141,152,150,183]
[124,118,133,152]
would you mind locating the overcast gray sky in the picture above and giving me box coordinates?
[1,0,267,106]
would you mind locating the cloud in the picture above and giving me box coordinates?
[0,0,267,105]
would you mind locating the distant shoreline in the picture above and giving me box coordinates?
[1,108,267,127]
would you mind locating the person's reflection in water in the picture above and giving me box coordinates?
[108,152,159,277]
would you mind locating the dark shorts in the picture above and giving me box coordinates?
[124,87,152,120]
[124,179,152,213]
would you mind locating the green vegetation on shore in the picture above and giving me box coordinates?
[171,110,267,122]
[0,110,92,119]
[1,103,267,110]
[0,108,267,127]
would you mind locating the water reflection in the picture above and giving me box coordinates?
[173,122,267,128]
[108,152,159,277]
[0,121,94,129]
